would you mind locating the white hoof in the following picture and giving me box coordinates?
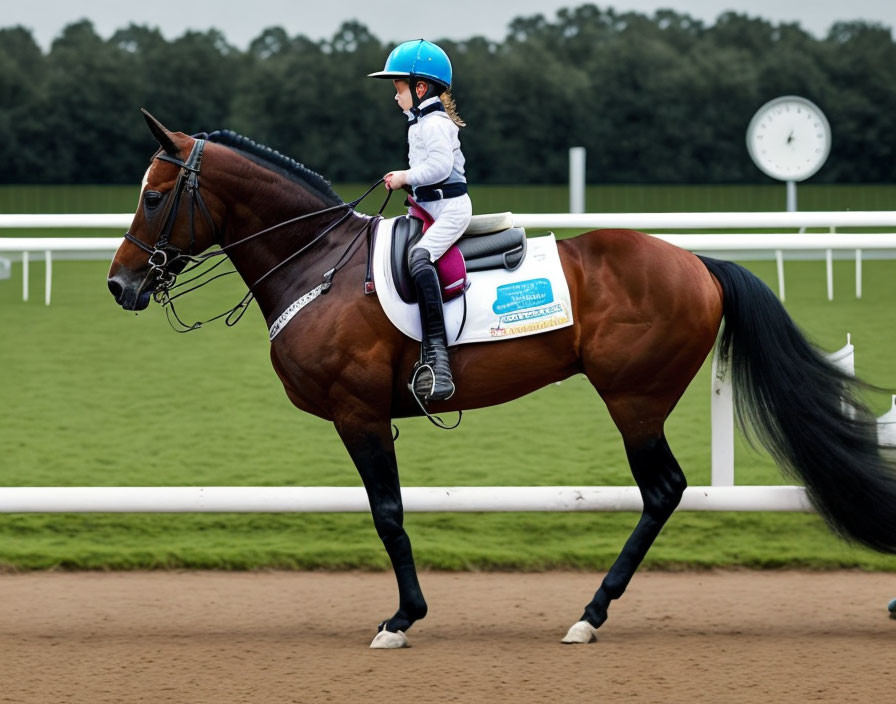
[369,628,409,649]
[561,620,598,644]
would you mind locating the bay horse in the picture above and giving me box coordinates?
[108,112,896,648]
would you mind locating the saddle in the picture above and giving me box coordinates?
[390,199,527,304]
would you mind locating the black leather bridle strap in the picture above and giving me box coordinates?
[124,139,214,259]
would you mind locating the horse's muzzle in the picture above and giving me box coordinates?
[107,269,154,311]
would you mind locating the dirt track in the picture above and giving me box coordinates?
[2,570,895,703]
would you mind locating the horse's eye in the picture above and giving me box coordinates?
[144,190,164,208]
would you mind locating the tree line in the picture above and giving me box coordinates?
[1,5,894,185]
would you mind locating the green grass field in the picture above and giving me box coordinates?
[1,254,895,572]
[2,183,896,572]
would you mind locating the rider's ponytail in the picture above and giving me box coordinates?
[442,91,466,128]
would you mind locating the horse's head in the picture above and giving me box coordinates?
[108,110,223,310]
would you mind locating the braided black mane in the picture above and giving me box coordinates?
[208,130,343,206]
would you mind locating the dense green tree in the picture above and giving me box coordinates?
[0,26,47,181]
[817,22,896,182]
[1,6,894,184]
[28,20,142,182]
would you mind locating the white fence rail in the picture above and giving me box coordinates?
[3,211,896,305]
[511,211,896,229]
[2,211,895,514]
[0,486,812,513]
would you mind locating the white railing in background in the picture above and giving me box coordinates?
[0,236,120,305]
[511,211,896,228]
[3,211,896,305]
[8,210,896,228]
[1,212,895,514]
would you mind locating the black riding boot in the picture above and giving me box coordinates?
[409,248,455,402]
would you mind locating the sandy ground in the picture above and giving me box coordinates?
[1,570,895,703]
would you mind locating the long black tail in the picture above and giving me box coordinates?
[699,256,896,553]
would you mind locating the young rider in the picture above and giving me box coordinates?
[369,39,472,402]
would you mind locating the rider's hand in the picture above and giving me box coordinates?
[384,170,408,191]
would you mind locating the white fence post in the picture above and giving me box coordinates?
[711,334,854,489]
[827,333,854,376]
[710,350,735,486]
[22,251,29,302]
[826,248,833,301]
[775,250,785,301]
[569,147,585,214]
[879,396,896,447]
[826,225,835,301]
[45,250,52,306]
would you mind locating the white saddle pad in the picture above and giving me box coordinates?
[372,217,574,345]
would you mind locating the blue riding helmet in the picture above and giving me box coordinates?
[368,39,452,90]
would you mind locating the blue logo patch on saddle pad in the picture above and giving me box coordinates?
[492,278,554,314]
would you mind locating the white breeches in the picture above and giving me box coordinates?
[410,194,473,261]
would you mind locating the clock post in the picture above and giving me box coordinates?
[746,95,831,208]
[746,96,832,299]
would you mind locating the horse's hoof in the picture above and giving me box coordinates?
[561,620,598,644]
[370,629,409,649]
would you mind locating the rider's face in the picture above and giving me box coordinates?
[393,80,413,110]
[393,80,427,111]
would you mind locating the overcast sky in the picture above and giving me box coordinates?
[4,0,895,50]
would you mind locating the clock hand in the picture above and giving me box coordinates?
[786,131,794,145]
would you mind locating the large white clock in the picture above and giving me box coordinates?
[746,96,831,182]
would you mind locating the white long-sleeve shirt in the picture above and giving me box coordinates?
[404,97,467,188]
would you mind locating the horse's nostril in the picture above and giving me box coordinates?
[107,277,123,302]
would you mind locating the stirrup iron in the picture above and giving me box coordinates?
[408,367,462,431]
[411,359,455,402]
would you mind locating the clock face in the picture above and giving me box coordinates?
[746,96,831,182]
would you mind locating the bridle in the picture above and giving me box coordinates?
[124,138,218,290]
[123,137,389,332]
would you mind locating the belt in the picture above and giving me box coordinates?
[413,182,468,202]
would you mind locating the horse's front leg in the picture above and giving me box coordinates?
[335,417,427,649]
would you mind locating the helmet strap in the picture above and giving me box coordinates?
[409,74,423,112]
[409,75,445,113]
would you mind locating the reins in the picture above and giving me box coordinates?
[125,141,459,430]
[124,137,391,333]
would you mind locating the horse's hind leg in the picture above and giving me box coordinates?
[563,395,686,643]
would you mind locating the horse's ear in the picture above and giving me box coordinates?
[141,108,179,155]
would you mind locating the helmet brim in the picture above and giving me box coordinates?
[368,71,410,80]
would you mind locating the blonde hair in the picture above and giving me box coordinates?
[441,91,466,128]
